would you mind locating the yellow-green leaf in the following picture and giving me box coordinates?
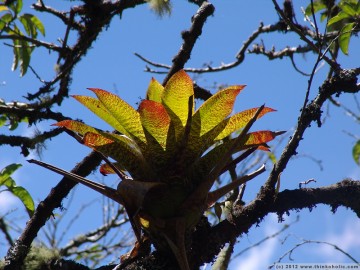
[146,78,164,102]
[0,163,22,183]
[89,88,146,144]
[72,95,129,136]
[162,70,194,133]
[191,85,246,137]
[352,140,360,166]
[327,11,350,26]
[0,6,9,12]
[339,22,354,55]
[215,107,275,141]
[9,186,35,217]
[193,130,282,180]
[53,120,99,136]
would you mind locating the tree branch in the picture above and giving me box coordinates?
[188,179,360,268]
[162,2,215,85]
[3,151,103,270]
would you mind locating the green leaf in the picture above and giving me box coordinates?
[0,163,34,217]
[19,40,32,76]
[0,163,22,183]
[19,14,37,37]
[0,13,13,31]
[339,22,354,55]
[339,1,358,16]
[215,107,275,141]
[8,186,35,216]
[305,1,326,16]
[352,140,360,165]
[53,119,100,136]
[146,78,164,103]
[327,11,351,26]
[12,39,20,71]
[191,85,245,137]
[11,27,33,76]
[71,95,130,137]
[89,88,146,144]
[9,0,23,15]
[162,70,194,136]
[28,14,45,36]
[0,115,7,127]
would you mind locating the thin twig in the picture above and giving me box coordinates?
[162,2,215,85]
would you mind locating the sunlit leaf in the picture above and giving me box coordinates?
[9,186,35,217]
[193,130,283,180]
[0,13,13,30]
[215,107,275,141]
[72,95,129,136]
[0,115,7,127]
[191,85,245,137]
[18,14,44,38]
[53,120,99,136]
[0,163,34,217]
[327,11,351,26]
[28,13,45,36]
[339,22,354,55]
[162,70,194,132]
[89,88,146,144]
[19,14,35,37]
[339,1,357,16]
[0,163,22,183]
[11,38,20,72]
[146,78,164,103]
[19,39,33,76]
[352,140,360,165]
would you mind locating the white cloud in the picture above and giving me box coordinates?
[233,216,279,270]
[316,218,360,261]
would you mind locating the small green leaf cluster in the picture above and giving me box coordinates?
[352,140,360,165]
[0,0,45,76]
[0,163,35,217]
[305,0,359,55]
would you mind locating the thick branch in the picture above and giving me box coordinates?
[0,104,68,124]
[189,179,360,267]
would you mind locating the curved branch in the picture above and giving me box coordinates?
[0,35,64,52]
[162,2,215,85]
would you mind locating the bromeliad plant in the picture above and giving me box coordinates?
[31,70,283,270]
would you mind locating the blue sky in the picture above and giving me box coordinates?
[1,0,360,268]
